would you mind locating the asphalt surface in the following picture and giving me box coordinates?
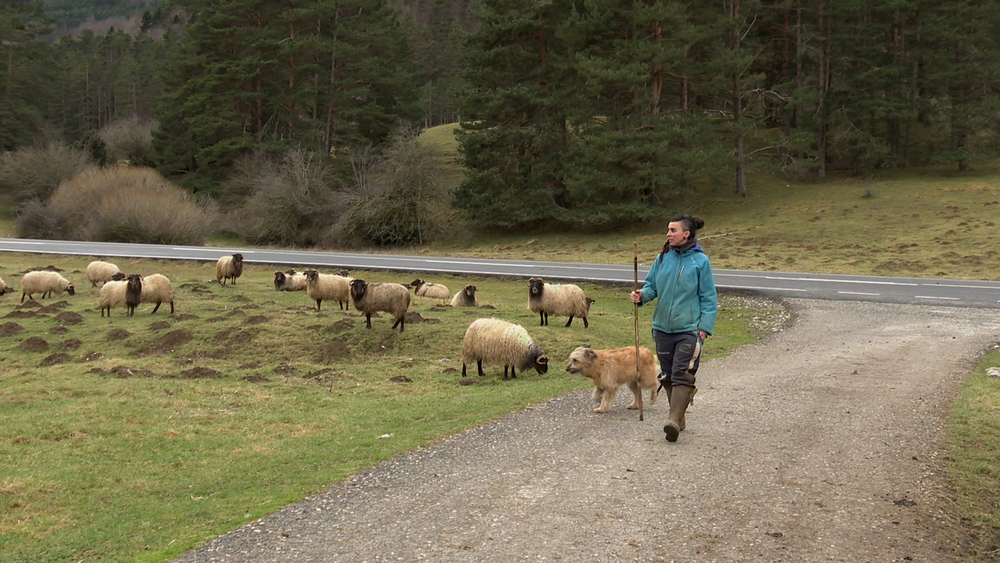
[2,238,999,308]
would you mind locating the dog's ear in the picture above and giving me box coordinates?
[582,348,597,361]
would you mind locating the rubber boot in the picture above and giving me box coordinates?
[664,386,686,431]
[664,385,695,442]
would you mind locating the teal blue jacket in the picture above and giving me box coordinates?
[638,243,717,336]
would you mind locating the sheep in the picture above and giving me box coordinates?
[527,277,591,328]
[304,269,352,311]
[0,276,13,295]
[450,284,479,307]
[274,270,308,292]
[461,318,549,380]
[216,253,244,285]
[21,271,75,303]
[124,274,143,317]
[410,278,450,302]
[349,278,411,331]
[140,273,174,314]
[99,280,127,317]
[86,260,121,287]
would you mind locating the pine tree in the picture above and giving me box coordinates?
[0,0,55,149]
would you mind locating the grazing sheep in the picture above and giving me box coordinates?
[99,280,127,317]
[349,279,410,331]
[140,273,174,314]
[0,276,13,295]
[566,346,659,413]
[461,318,549,380]
[21,271,75,303]
[86,260,122,287]
[216,253,244,285]
[527,277,591,328]
[450,284,479,307]
[124,274,143,317]
[274,270,308,292]
[110,272,126,281]
[304,270,352,311]
[410,278,450,301]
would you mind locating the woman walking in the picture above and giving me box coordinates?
[630,214,717,442]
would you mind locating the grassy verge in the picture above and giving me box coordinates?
[0,253,785,561]
[947,348,1000,560]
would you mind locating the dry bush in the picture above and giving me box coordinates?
[17,166,215,245]
[330,131,445,247]
[98,116,158,166]
[227,148,338,246]
[0,142,92,203]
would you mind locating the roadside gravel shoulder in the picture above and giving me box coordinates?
[176,298,1000,562]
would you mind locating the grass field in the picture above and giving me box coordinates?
[0,254,784,561]
[1,124,998,560]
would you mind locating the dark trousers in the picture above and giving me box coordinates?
[653,330,702,387]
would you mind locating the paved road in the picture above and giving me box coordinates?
[1,238,999,308]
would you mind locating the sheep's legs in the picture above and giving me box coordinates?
[391,316,405,332]
[565,316,574,327]
[364,313,372,329]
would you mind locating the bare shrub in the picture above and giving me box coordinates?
[331,130,445,247]
[0,142,92,203]
[17,166,215,245]
[98,116,158,166]
[227,148,338,246]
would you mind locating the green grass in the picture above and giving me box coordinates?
[0,254,782,561]
[947,349,1000,559]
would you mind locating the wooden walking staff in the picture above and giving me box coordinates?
[634,242,643,421]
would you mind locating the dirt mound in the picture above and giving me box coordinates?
[205,316,227,323]
[84,352,104,362]
[39,301,70,313]
[180,282,211,293]
[16,300,42,309]
[320,341,351,363]
[404,312,439,325]
[19,337,49,352]
[174,313,199,321]
[49,325,69,334]
[108,329,131,341]
[149,321,171,331]
[108,366,156,378]
[58,339,81,351]
[153,329,193,351]
[389,375,413,383]
[175,367,222,379]
[0,322,24,336]
[274,364,298,376]
[54,311,83,325]
[40,353,72,366]
[245,315,268,324]
[333,319,354,331]
[242,374,269,383]
[228,329,256,345]
[5,310,42,319]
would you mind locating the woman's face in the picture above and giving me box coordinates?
[667,221,690,246]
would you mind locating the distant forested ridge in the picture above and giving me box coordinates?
[2,0,998,237]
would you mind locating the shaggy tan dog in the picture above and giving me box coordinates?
[566,346,659,413]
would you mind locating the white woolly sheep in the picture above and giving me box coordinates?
[140,273,174,314]
[99,280,127,317]
[410,278,450,301]
[304,270,352,311]
[349,278,411,331]
[450,284,479,307]
[21,271,75,303]
[86,260,121,287]
[461,318,549,380]
[527,277,591,328]
[216,253,244,285]
[274,270,308,292]
[0,275,13,295]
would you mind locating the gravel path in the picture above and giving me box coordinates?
[176,298,1000,562]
